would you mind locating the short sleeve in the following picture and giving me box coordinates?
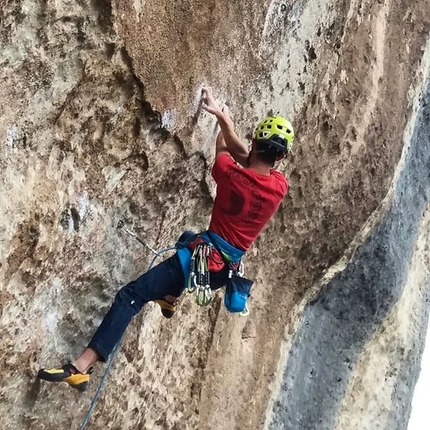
[271,170,289,196]
[211,153,238,184]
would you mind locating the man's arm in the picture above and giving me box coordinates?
[202,87,249,166]
[215,129,229,157]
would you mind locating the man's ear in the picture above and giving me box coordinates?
[276,152,285,161]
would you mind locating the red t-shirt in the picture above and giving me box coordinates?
[209,153,288,251]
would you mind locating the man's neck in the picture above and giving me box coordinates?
[248,155,271,175]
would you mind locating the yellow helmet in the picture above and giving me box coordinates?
[254,116,294,154]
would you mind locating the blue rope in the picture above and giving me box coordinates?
[79,246,175,430]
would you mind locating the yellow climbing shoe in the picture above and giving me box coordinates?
[38,362,93,392]
[154,299,177,318]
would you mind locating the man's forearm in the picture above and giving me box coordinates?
[215,111,249,166]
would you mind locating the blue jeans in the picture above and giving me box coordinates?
[87,253,229,361]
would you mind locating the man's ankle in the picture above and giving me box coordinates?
[72,361,88,374]
[73,348,100,373]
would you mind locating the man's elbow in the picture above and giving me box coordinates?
[232,152,249,167]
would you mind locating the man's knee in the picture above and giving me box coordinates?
[114,285,143,314]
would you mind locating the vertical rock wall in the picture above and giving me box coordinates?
[267,76,430,430]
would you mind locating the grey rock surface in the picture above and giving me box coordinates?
[269,82,430,430]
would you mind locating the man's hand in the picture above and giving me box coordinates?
[201,86,223,116]
[200,85,249,166]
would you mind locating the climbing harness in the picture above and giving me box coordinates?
[79,221,175,430]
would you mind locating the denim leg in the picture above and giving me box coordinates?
[87,253,184,361]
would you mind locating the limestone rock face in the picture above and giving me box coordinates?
[0,1,429,429]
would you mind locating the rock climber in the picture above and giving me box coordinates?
[37,86,294,391]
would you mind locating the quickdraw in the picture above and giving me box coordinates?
[188,243,213,306]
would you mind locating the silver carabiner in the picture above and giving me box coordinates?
[187,271,196,293]
[237,261,245,277]
[195,285,212,306]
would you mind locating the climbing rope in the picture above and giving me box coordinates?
[79,222,175,430]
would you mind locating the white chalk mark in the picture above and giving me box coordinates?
[6,125,19,148]
[78,193,90,218]
[161,109,177,130]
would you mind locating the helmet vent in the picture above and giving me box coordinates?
[277,125,283,130]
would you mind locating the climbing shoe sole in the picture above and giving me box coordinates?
[38,362,93,392]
